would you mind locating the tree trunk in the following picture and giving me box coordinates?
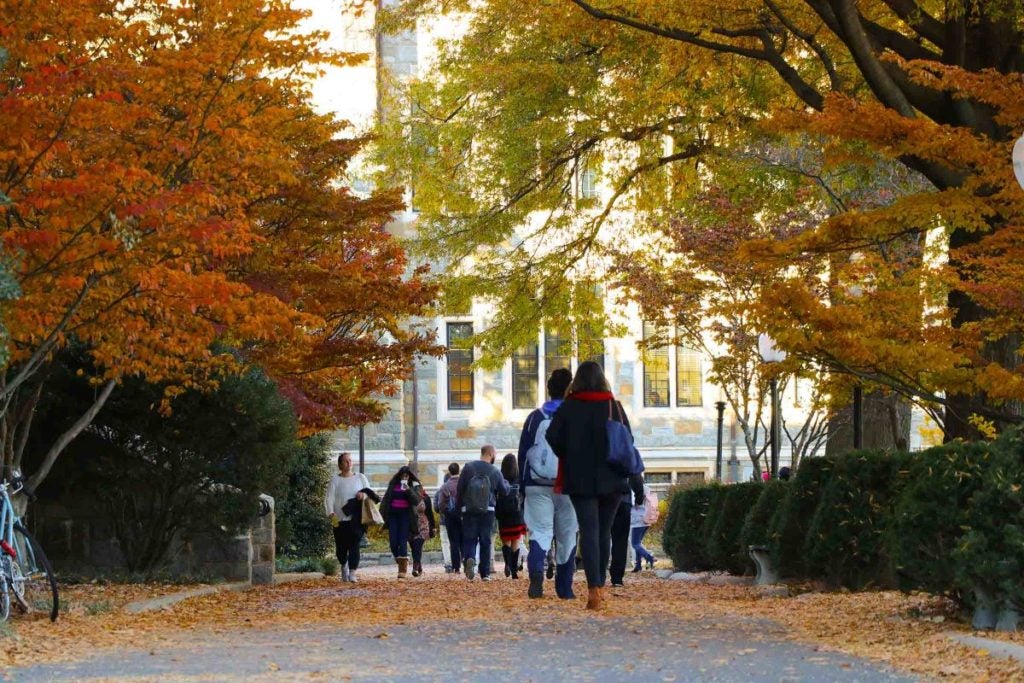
[827,391,911,455]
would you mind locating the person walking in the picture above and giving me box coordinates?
[545,361,633,610]
[380,465,421,579]
[324,452,379,583]
[517,368,579,599]
[409,482,437,577]
[456,445,509,581]
[631,481,658,573]
[496,453,526,579]
[435,471,453,572]
[437,463,463,574]
[610,473,645,587]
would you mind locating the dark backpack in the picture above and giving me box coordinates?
[445,485,458,517]
[464,470,492,514]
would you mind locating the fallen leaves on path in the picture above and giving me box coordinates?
[1,571,1022,681]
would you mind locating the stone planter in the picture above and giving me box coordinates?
[748,545,778,586]
[973,588,998,630]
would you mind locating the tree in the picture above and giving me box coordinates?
[0,0,439,498]
[372,0,1024,441]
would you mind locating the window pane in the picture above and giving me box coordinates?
[512,343,539,409]
[447,322,474,410]
[545,328,571,373]
[578,320,605,369]
[645,472,672,485]
[579,164,598,200]
[675,346,703,407]
[642,322,669,407]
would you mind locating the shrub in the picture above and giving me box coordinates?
[695,486,729,568]
[768,456,835,579]
[953,430,1024,609]
[889,440,991,599]
[739,479,789,553]
[803,450,913,589]
[275,434,333,559]
[706,482,765,574]
[664,485,720,571]
[35,364,296,575]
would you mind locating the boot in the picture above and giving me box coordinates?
[502,545,512,577]
[586,586,604,610]
[464,557,476,581]
[555,546,576,599]
[412,561,422,577]
[341,566,350,582]
[528,571,544,598]
[397,557,408,579]
[510,549,521,579]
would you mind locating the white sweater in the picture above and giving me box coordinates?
[324,473,370,521]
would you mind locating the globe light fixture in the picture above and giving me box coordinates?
[1014,133,1024,191]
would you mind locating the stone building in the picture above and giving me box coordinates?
[285,2,817,490]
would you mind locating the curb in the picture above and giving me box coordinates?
[122,572,325,614]
[946,633,1024,665]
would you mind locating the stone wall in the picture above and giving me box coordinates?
[34,495,276,584]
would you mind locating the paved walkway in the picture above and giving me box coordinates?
[8,567,916,682]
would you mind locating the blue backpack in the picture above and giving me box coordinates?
[606,400,645,476]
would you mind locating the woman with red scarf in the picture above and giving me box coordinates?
[545,360,632,610]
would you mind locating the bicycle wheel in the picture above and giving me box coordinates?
[12,523,58,622]
[0,557,11,622]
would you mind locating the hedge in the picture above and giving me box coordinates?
[767,456,834,579]
[706,482,764,575]
[889,440,991,598]
[739,479,789,554]
[803,450,913,589]
[663,485,721,571]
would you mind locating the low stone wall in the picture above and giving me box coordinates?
[35,494,276,584]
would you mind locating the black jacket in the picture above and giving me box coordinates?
[545,395,632,497]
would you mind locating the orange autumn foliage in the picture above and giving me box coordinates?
[0,0,439,488]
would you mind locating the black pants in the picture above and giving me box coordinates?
[410,537,425,567]
[333,519,363,571]
[446,514,463,569]
[570,493,621,588]
[609,500,632,585]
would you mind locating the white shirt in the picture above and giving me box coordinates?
[324,472,370,521]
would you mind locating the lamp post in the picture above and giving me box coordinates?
[358,424,366,475]
[715,401,727,482]
[758,334,787,479]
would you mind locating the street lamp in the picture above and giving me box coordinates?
[715,401,727,482]
[758,334,787,479]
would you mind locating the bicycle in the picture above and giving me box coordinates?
[0,475,58,622]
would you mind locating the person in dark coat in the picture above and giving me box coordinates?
[544,360,632,610]
[380,465,422,579]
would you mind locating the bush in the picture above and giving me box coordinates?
[706,482,764,574]
[953,430,1024,609]
[803,450,913,589]
[663,485,721,571]
[34,365,296,575]
[768,456,835,579]
[889,440,991,599]
[275,434,333,559]
[696,486,730,567]
[739,479,789,553]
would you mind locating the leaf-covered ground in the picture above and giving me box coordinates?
[2,568,1022,681]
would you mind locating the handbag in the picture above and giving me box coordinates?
[605,400,645,476]
[361,495,384,527]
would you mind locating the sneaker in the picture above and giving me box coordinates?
[348,570,358,584]
[481,574,492,582]
[464,558,476,581]
[444,564,452,574]
[341,567,350,582]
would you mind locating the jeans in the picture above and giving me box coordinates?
[333,518,363,571]
[523,486,578,575]
[446,514,463,569]
[570,493,621,588]
[609,500,632,584]
[440,520,452,568]
[461,511,496,577]
[631,526,656,567]
[388,510,410,558]
[410,537,425,567]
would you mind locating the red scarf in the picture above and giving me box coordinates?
[569,391,614,402]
